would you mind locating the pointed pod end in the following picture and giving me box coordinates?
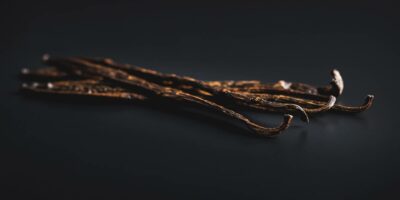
[364,94,375,110]
[317,69,344,97]
[290,104,309,123]
[249,114,293,137]
[330,69,344,96]
[327,95,337,109]
[275,114,293,134]
[333,94,375,113]
[283,114,294,125]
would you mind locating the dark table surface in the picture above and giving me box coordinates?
[1,1,399,199]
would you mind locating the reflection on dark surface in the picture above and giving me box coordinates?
[0,0,399,199]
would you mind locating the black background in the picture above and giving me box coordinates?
[1,0,399,199]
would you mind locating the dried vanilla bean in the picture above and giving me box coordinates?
[18,54,375,136]
[21,80,292,136]
[19,67,70,81]
[20,64,372,114]
[206,69,343,98]
[77,57,312,121]
[37,55,293,136]
[251,93,373,113]
[85,58,355,115]
[21,79,147,100]
[86,57,343,97]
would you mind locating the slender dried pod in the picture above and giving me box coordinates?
[250,93,373,113]
[77,58,309,122]
[21,79,147,100]
[39,55,293,136]
[18,55,376,136]
[88,57,343,97]
[20,65,372,113]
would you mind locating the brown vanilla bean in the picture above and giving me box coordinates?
[79,57,310,121]
[17,67,318,120]
[207,69,344,98]
[206,80,262,88]
[21,79,147,100]
[237,93,337,114]
[40,55,293,136]
[16,66,312,117]
[250,93,373,113]
[17,55,377,136]
[21,80,292,136]
[20,67,67,77]
[86,57,343,98]
[174,85,370,113]
[85,58,339,117]
[227,71,371,113]
[20,65,372,113]
[19,67,70,81]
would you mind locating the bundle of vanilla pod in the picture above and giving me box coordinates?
[19,54,374,136]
